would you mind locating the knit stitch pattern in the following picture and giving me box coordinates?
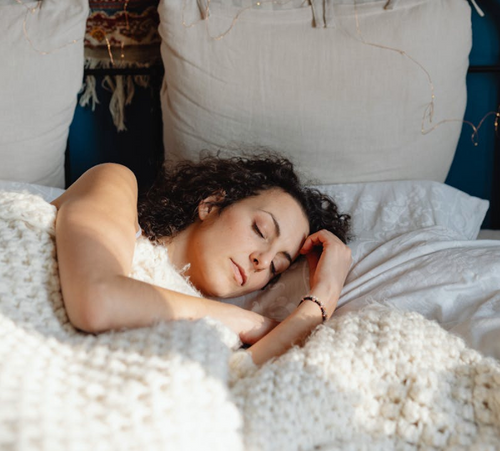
[0,191,242,451]
[1,191,500,451]
[232,307,500,450]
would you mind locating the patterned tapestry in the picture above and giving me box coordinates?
[80,0,161,131]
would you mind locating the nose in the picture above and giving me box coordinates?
[250,250,273,271]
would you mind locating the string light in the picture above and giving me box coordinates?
[183,0,500,145]
[91,0,132,66]
[12,0,500,145]
[350,0,500,146]
[15,0,39,13]
[105,36,116,66]
[182,0,295,41]
[15,0,131,64]
[124,0,131,31]
[16,0,82,55]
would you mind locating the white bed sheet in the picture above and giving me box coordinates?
[336,225,500,359]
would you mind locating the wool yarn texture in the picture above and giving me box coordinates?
[0,191,499,451]
[0,191,242,451]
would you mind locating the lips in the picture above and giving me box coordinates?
[230,259,246,286]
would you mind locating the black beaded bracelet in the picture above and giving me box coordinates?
[298,295,327,323]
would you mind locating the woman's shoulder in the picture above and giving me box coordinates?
[51,163,138,210]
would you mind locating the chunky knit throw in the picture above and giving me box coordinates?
[1,191,499,451]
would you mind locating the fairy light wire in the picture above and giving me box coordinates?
[14,0,499,144]
[182,0,295,41]
[351,0,499,145]
[182,0,499,145]
[16,0,82,55]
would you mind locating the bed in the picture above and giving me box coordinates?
[1,0,500,450]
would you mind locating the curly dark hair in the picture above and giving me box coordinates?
[138,154,351,245]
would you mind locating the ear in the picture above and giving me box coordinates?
[198,192,225,221]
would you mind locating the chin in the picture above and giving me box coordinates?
[200,278,247,300]
[195,277,234,299]
[208,285,242,299]
[193,266,251,299]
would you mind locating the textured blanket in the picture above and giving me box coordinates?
[1,191,499,451]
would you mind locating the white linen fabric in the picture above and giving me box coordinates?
[336,227,500,359]
[1,190,500,450]
[159,0,471,183]
[0,0,88,188]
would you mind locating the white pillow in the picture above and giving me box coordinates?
[0,180,65,203]
[223,180,489,316]
[318,180,489,243]
[0,0,88,188]
[158,0,471,184]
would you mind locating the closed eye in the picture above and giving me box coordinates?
[253,223,277,276]
[253,222,264,238]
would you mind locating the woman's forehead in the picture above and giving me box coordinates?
[248,189,309,233]
[241,189,294,209]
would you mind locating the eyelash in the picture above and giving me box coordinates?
[253,223,277,276]
[252,223,264,238]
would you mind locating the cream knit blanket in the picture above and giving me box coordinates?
[1,191,499,451]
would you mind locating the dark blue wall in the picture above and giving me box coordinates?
[445,0,500,228]
[67,74,164,193]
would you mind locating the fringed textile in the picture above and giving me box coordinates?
[80,0,161,131]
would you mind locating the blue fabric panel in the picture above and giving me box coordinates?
[68,80,163,192]
[446,1,500,228]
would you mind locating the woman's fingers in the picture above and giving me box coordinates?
[305,247,321,279]
[299,230,352,309]
[241,316,279,345]
[300,229,343,254]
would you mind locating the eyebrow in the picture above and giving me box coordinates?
[261,210,293,264]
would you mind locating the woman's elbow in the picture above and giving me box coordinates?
[64,283,110,334]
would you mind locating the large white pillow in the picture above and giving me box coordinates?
[223,180,489,315]
[158,0,471,184]
[0,0,88,188]
[318,179,489,243]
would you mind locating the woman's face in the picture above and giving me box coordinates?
[184,188,310,299]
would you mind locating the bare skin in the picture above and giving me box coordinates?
[51,163,352,365]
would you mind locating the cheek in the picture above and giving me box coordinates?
[250,272,271,292]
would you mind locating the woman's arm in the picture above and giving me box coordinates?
[246,230,352,365]
[78,273,276,343]
[51,163,275,342]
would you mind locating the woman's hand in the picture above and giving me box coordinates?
[299,230,352,318]
[246,233,351,365]
[224,306,279,345]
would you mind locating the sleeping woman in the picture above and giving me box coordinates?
[50,154,352,365]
